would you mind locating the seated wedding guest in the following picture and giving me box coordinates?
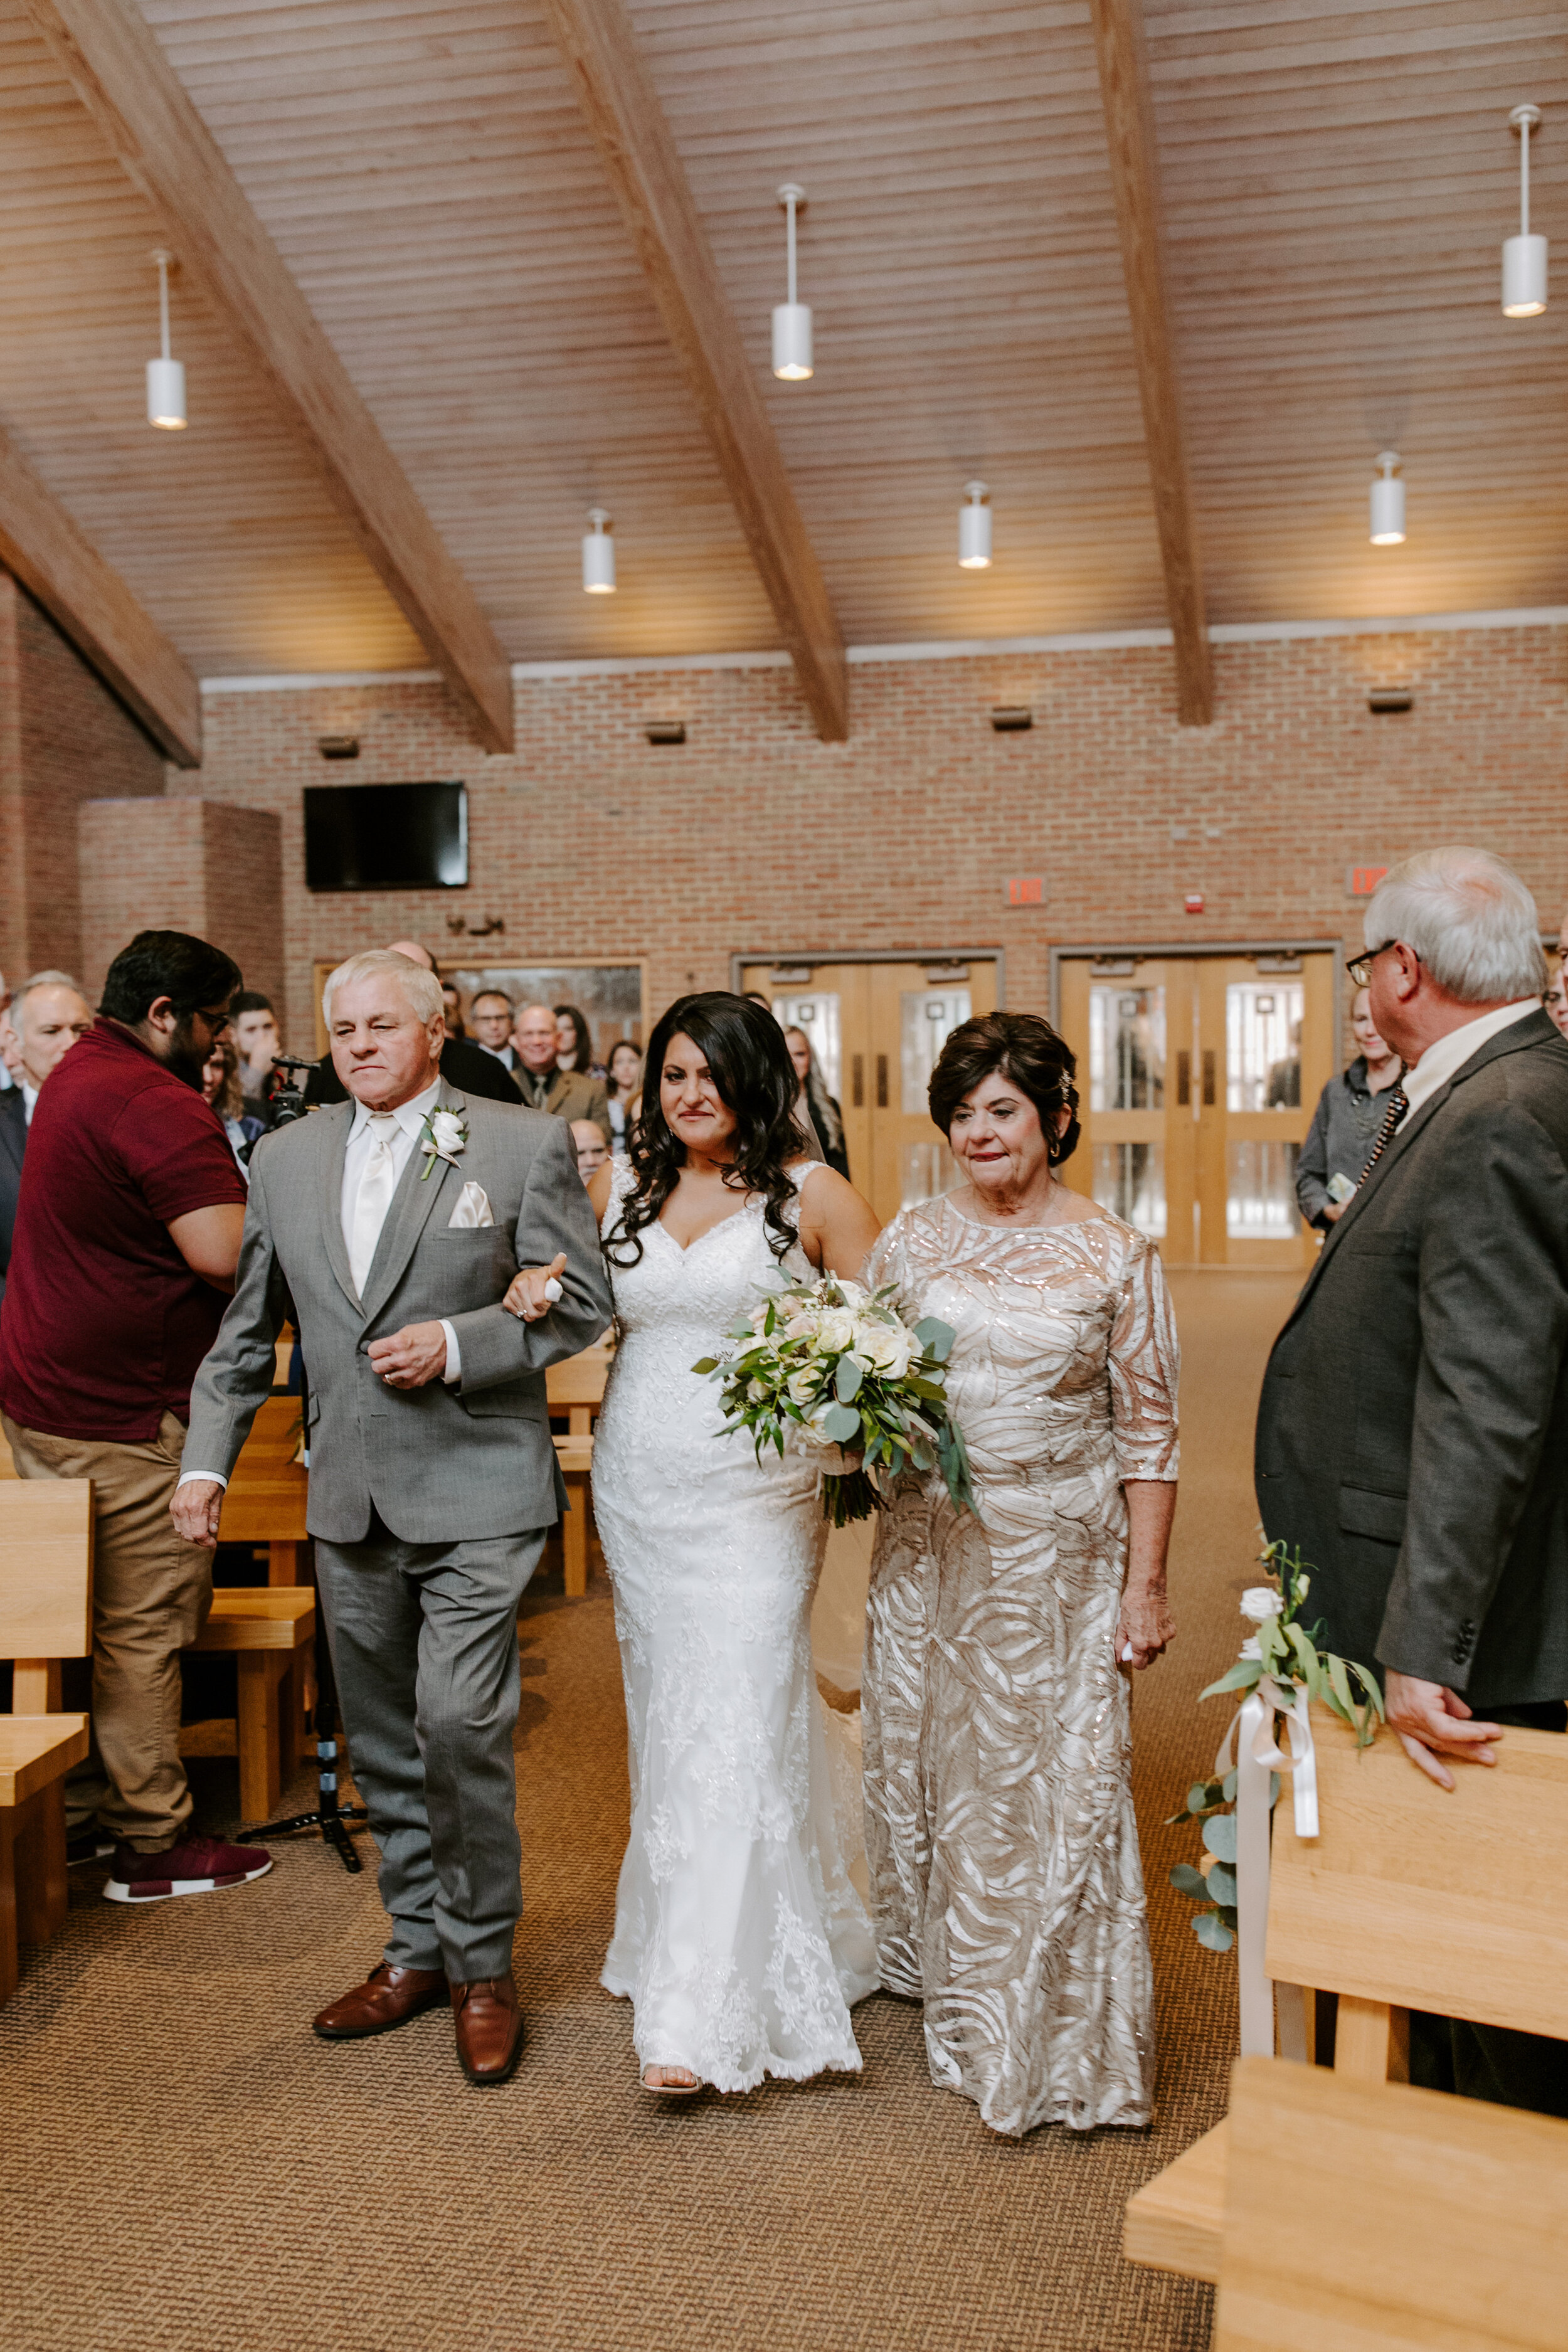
[229,990,284,1125]
[603,1038,642,1153]
[861,1010,1179,2138]
[783,1025,850,1180]
[469,988,520,1074]
[554,1003,603,1079]
[513,1002,610,1137]
[307,940,521,1106]
[442,978,465,1038]
[571,1118,608,1182]
[201,1037,265,1174]
[0,929,270,1902]
[1295,983,1402,1228]
[1257,847,1568,2114]
[1546,965,1568,1039]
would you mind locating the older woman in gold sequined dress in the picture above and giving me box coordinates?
[862,1010,1179,2138]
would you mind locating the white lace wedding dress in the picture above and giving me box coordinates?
[591,1160,879,2090]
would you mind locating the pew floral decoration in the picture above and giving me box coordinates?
[1168,1541,1385,1957]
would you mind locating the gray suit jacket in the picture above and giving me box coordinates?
[186,1082,613,1543]
[1255,1009,1568,1703]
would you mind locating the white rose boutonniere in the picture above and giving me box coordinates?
[420,1107,469,1179]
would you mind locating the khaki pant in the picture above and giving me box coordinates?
[3,1409,213,1851]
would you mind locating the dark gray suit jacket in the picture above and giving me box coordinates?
[1255,1008,1568,1705]
[0,1084,24,1303]
[186,1083,613,1544]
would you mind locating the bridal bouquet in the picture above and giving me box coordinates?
[693,1274,977,1526]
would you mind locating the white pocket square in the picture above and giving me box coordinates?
[447,1180,494,1229]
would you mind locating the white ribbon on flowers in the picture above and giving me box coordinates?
[1214,1607,1321,2058]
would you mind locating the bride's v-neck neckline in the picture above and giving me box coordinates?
[655,1200,757,1255]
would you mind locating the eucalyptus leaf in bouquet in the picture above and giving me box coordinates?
[692,1274,977,1526]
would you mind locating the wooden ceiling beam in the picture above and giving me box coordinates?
[19,0,514,752]
[1090,0,1213,726]
[0,423,201,765]
[542,0,848,742]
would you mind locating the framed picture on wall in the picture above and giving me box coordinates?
[442,962,645,1073]
[311,956,645,1064]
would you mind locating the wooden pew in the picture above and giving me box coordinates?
[1215,2055,1568,2351]
[546,1342,612,1597]
[184,1590,314,1824]
[218,1394,309,1587]
[1125,1706,1568,2284]
[0,1482,93,1999]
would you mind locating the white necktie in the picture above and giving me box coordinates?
[349,1112,401,1296]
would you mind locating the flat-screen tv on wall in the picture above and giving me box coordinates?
[304,781,468,891]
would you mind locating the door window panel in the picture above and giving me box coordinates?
[900,990,971,1115]
[770,993,842,1100]
[1088,987,1165,1111]
[1227,983,1304,1111]
[901,1142,959,1210]
[1091,1143,1167,1238]
[1226,1140,1300,1237]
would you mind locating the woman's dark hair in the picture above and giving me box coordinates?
[928,1010,1081,1164]
[608,992,810,1264]
[605,1039,642,1099]
[100,930,242,1027]
[554,1004,594,1069]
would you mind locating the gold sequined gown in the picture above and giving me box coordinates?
[862,1197,1180,2136]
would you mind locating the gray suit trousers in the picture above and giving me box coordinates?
[315,1518,546,1981]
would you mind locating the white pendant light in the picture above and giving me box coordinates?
[1503,103,1547,317]
[771,183,813,381]
[581,506,615,593]
[958,480,992,569]
[1369,451,1406,546]
[146,249,186,430]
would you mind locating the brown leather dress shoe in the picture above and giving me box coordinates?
[451,1972,525,2085]
[313,1962,450,2040]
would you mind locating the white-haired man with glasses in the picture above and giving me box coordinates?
[1256,845,1568,2113]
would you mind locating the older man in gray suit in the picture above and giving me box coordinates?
[1256,846,1568,2110]
[175,950,612,2086]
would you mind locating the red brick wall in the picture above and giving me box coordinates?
[0,575,165,990]
[78,798,283,1006]
[171,626,1568,1056]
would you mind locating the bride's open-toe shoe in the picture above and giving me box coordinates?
[641,2063,701,2097]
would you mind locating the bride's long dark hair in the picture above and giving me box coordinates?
[607,992,811,1266]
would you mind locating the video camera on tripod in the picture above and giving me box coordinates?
[267,1052,317,1128]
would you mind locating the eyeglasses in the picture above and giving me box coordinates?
[1345,942,1412,989]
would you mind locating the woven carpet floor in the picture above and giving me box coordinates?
[0,1270,1298,2352]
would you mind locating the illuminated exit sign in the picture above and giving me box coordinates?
[1347,864,1388,898]
[1007,876,1046,907]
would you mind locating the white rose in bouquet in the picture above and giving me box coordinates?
[815,1308,857,1355]
[787,1367,821,1407]
[857,1320,914,1378]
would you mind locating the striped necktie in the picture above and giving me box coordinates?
[1359,1083,1408,1183]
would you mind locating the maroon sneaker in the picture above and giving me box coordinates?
[104,1832,273,1904]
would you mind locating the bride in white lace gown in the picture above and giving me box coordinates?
[578,995,882,2095]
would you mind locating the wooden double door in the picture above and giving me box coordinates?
[739,956,998,1225]
[1057,951,1336,1268]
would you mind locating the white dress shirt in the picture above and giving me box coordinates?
[177,1074,462,1494]
[1399,998,1541,1118]
[21,1081,38,1126]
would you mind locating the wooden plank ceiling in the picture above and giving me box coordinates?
[0,0,1562,703]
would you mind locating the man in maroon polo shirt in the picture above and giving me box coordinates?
[0,930,272,1903]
